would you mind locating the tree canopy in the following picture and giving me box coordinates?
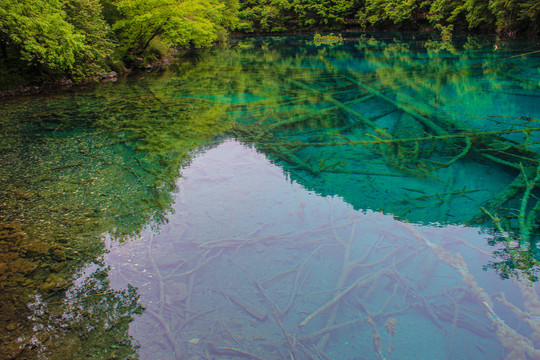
[0,0,85,72]
[358,0,540,35]
[113,0,238,58]
[0,0,539,85]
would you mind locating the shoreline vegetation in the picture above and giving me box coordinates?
[1,0,539,96]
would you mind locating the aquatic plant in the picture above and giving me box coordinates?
[313,33,344,46]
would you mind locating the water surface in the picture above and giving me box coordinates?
[1,33,539,360]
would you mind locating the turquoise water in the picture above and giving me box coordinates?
[1,33,539,359]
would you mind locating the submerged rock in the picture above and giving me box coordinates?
[40,273,68,292]
[0,262,7,275]
[1,339,23,359]
[43,334,82,360]
[0,230,26,242]
[22,239,50,256]
[100,71,118,83]
[9,187,34,199]
[5,323,18,331]
[51,247,66,262]
[9,258,37,274]
[165,280,188,303]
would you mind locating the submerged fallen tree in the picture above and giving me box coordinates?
[226,53,540,281]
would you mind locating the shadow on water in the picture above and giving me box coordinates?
[0,33,539,359]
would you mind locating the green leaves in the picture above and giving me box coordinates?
[63,0,117,80]
[113,0,239,58]
[238,0,293,32]
[0,0,117,82]
[1,0,539,89]
[238,0,361,32]
[356,0,539,36]
[0,0,85,71]
[359,0,423,28]
[0,0,240,81]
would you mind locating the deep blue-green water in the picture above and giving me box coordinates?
[1,33,540,360]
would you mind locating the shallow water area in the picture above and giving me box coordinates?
[1,33,540,360]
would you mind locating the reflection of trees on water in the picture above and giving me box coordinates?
[218,35,540,281]
[0,76,233,358]
[23,268,142,360]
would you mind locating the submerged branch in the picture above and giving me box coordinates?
[274,128,540,149]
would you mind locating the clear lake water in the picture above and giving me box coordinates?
[1,33,540,360]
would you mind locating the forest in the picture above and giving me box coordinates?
[1,0,539,86]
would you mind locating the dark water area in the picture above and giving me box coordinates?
[1,33,539,360]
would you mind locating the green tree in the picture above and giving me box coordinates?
[427,0,462,26]
[489,0,540,34]
[113,0,239,59]
[520,0,540,26]
[99,0,125,25]
[292,0,360,28]
[63,0,116,79]
[0,0,85,72]
[238,0,360,32]
[461,0,493,29]
[0,0,116,82]
[358,0,428,28]
[237,0,293,32]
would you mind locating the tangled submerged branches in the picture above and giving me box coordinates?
[227,55,540,279]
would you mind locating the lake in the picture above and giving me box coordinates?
[1,33,539,360]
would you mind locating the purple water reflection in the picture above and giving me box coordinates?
[101,140,540,360]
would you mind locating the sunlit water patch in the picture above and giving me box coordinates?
[1,33,540,359]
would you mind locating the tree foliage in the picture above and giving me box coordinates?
[63,0,116,79]
[0,0,85,72]
[0,0,539,87]
[237,0,293,32]
[238,0,361,32]
[293,0,360,28]
[113,0,238,58]
[0,0,238,83]
[0,0,115,82]
[237,0,540,35]
[355,0,540,35]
